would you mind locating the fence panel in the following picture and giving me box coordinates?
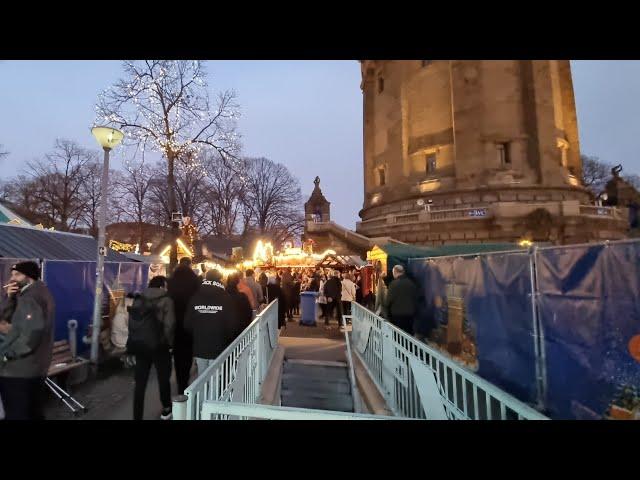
[535,240,640,420]
[352,303,546,420]
[409,252,539,405]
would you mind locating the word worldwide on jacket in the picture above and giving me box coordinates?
[194,305,224,314]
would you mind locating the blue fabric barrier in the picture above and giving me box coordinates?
[535,242,640,419]
[410,252,539,405]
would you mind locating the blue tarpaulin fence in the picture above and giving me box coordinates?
[535,241,640,419]
[0,259,148,355]
[43,260,148,354]
[407,239,640,419]
[409,251,539,406]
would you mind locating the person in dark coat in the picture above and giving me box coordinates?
[258,270,268,301]
[281,269,294,321]
[323,270,343,327]
[293,274,302,315]
[226,274,253,339]
[266,275,286,329]
[130,275,175,420]
[184,270,237,376]
[167,258,201,395]
[384,265,419,335]
[0,261,55,420]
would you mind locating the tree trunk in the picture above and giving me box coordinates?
[167,153,179,275]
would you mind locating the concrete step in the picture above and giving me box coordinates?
[281,391,354,412]
[282,364,349,382]
[281,380,352,396]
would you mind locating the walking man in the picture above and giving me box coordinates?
[184,270,237,376]
[167,257,201,395]
[323,270,343,328]
[0,261,55,420]
[384,265,418,335]
[128,276,175,420]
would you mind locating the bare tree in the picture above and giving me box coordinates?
[78,162,120,237]
[243,157,304,247]
[200,153,246,236]
[581,155,612,195]
[96,60,241,271]
[0,145,8,161]
[625,173,640,191]
[26,139,94,231]
[112,160,154,245]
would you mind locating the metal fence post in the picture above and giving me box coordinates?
[172,395,187,420]
[381,321,396,414]
[256,313,262,387]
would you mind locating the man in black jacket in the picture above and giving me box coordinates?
[184,270,237,377]
[0,261,55,420]
[323,270,343,327]
[384,265,419,335]
[167,257,201,395]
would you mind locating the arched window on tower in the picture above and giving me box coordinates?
[377,166,386,186]
[378,76,384,94]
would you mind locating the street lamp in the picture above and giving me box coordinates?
[89,126,124,364]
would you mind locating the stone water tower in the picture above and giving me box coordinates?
[356,60,628,245]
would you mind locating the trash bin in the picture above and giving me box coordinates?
[300,291,318,326]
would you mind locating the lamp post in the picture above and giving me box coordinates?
[89,126,124,364]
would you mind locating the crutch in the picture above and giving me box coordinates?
[45,377,88,416]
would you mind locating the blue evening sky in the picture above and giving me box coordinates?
[1,60,639,229]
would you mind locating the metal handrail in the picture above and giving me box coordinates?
[351,303,548,420]
[199,400,405,420]
[175,299,280,420]
[340,314,363,413]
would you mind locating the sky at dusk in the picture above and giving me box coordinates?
[1,60,639,230]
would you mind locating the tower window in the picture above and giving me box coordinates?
[377,167,386,186]
[497,143,511,166]
[557,139,569,168]
[426,153,437,174]
[378,76,384,94]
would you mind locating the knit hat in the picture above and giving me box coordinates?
[11,261,41,281]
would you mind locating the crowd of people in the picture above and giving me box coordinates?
[0,256,422,421]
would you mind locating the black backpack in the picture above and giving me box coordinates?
[126,294,166,354]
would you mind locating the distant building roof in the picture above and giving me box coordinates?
[0,202,33,226]
[0,223,135,262]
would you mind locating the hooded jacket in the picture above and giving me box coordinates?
[184,279,237,360]
[0,281,55,378]
[138,287,176,348]
[168,266,201,345]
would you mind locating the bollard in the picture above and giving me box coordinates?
[172,395,188,420]
[67,319,78,360]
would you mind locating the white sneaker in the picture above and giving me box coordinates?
[160,409,173,420]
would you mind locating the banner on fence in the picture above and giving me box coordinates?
[535,241,640,420]
[409,252,539,405]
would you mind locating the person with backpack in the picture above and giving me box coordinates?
[127,275,175,421]
[167,258,201,395]
[184,269,237,376]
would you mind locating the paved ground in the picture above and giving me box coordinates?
[279,313,348,363]
[43,311,349,420]
[44,357,198,421]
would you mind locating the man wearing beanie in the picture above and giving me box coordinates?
[0,261,55,420]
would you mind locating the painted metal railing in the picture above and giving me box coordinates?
[176,299,280,420]
[351,302,548,420]
[199,401,401,420]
